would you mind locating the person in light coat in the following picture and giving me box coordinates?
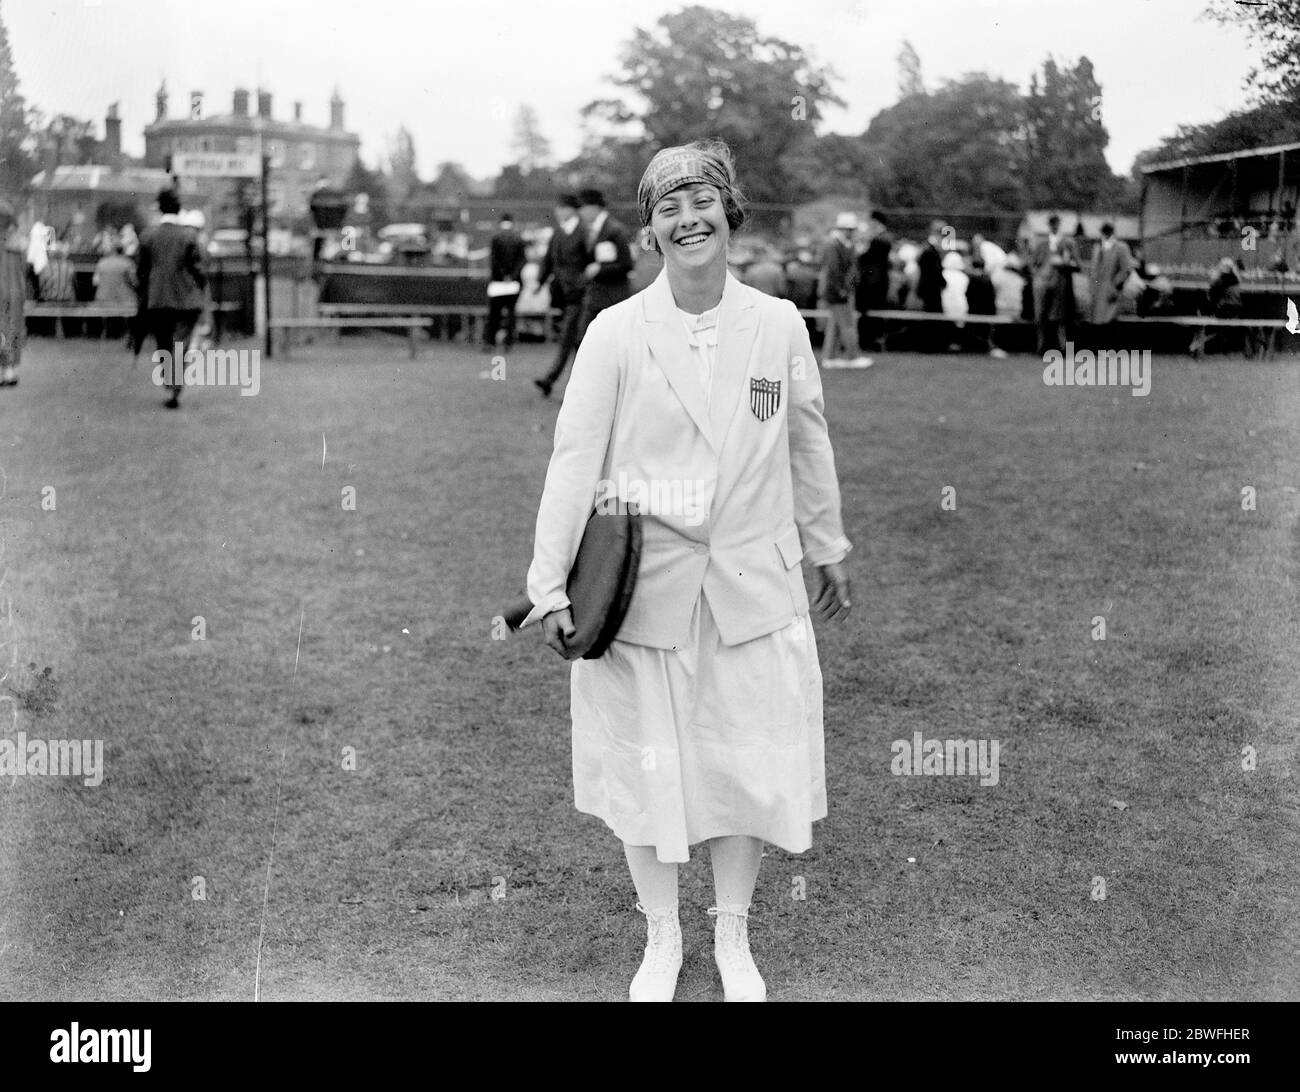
[521,140,852,1003]
[1089,222,1134,325]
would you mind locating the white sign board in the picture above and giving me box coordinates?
[172,152,260,178]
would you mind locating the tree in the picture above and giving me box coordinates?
[510,105,552,173]
[345,155,390,227]
[897,39,925,99]
[862,74,1028,210]
[798,133,879,201]
[581,5,843,204]
[429,161,477,201]
[1022,56,1126,209]
[1207,0,1300,102]
[0,0,36,195]
[39,113,99,168]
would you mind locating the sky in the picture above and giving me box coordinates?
[6,0,1262,182]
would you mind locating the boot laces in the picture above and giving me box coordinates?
[708,906,754,973]
[636,903,680,973]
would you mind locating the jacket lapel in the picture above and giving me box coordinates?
[708,274,757,448]
[643,270,716,449]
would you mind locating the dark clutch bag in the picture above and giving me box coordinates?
[503,503,641,659]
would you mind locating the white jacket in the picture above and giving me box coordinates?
[524,269,850,650]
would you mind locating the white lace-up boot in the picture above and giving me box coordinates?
[708,904,767,1002]
[629,901,682,1002]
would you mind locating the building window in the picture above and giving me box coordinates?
[298,143,316,171]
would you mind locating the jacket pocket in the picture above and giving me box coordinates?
[775,526,809,616]
[775,526,804,570]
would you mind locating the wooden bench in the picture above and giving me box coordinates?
[318,302,489,343]
[1116,315,1293,360]
[26,304,137,339]
[858,309,1019,352]
[269,316,434,359]
[26,301,244,341]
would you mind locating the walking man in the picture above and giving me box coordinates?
[534,195,590,398]
[574,188,632,347]
[137,188,207,408]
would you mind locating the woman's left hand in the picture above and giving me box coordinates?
[812,562,851,624]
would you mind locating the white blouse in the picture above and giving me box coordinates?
[676,303,720,407]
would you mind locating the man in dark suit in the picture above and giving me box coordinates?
[534,195,590,398]
[485,213,527,351]
[855,211,893,351]
[916,220,946,314]
[137,188,206,408]
[1029,214,1080,355]
[574,188,632,347]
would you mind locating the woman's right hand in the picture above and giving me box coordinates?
[542,608,579,660]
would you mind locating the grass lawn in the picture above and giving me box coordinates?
[0,333,1297,1001]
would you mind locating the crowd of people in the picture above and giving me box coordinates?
[729,211,1277,358]
[4,183,1291,398]
[0,189,209,402]
[497,202,1289,380]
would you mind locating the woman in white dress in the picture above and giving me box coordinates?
[522,141,852,1002]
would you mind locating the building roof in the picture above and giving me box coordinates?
[145,115,358,143]
[29,164,174,194]
[1140,141,1300,176]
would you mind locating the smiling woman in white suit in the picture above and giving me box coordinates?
[521,140,852,1002]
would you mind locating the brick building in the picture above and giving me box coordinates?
[143,83,360,229]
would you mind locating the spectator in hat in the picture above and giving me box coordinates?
[1028,213,1080,355]
[819,212,872,368]
[993,252,1027,318]
[855,212,893,351]
[575,188,633,347]
[0,199,25,387]
[1136,262,1175,317]
[970,232,1007,275]
[485,212,526,352]
[916,221,947,314]
[93,242,139,341]
[535,195,592,398]
[1089,222,1134,327]
[965,256,1007,357]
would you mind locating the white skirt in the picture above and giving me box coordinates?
[570,593,826,863]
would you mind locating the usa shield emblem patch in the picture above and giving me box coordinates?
[750,377,781,421]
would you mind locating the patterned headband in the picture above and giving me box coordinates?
[637,145,734,226]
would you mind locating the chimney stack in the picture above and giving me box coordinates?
[329,89,344,130]
[233,88,250,117]
[104,102,122,166]
[155,81,168,122]
[293,101,303,123]
[257,89,272,120]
